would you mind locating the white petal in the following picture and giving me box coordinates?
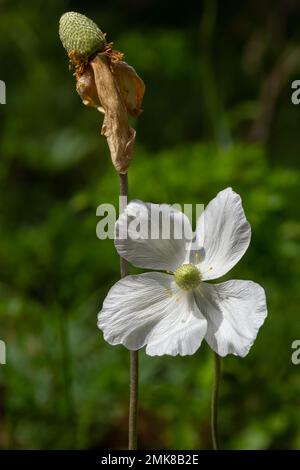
[146,291,207,357]
[193,188,251,280]
[115,200,193,271]
[195,280,267,357]
[98,272,207,356]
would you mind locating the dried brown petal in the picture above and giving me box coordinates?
[113,61,145,117]
[76,64,102,110]
[90,54,136,174]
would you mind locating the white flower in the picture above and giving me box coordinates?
[98,188,267,357]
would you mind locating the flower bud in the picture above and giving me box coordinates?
[59,11,106,60]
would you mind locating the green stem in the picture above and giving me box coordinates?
[128,350,139,450]
[211,351,221,450]
[119,173,139,450]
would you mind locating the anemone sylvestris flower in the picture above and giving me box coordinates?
[98,188,267,357]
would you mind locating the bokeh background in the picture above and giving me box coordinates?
[0,0,300,450]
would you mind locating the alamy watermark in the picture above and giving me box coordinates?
[96,198,205,249]
[291,340,300,365]
[0,340,6,365]
[0,80,6,104]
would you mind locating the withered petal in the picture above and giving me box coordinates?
[113,61,145,117]
[90,53,136,174]
[76,64,101,109]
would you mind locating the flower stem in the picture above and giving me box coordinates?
[211,351,221,450]
[128,349,139,450]
[119,173,129,274]
[119,173,139,450]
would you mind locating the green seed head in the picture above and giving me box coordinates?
[174,264,202,291]
[59,11,106,59]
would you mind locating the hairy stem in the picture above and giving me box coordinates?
[211,351,221,450]
[128,349,139,450]
[119,173,139,450]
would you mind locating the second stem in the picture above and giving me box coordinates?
[119,173,139,450]
[211,351,221,450]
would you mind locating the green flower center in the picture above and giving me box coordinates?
[174,263,202,291]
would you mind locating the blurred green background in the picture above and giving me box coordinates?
[0,0,300,450]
